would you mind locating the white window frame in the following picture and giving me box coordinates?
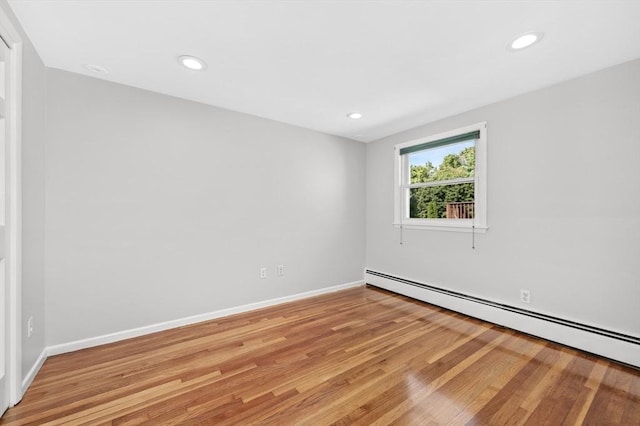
[393,122,487,232]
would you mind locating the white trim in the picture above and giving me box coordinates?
[393,222,488,233]
[406,176,474,189]
[0,8,23,406]
[394,122,487,232]
[47,280,364,356]
[21,349,45,395]
[366,271,640,367]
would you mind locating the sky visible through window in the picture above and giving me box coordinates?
[408,140,475,168]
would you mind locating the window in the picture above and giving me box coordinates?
[394,122,487,232]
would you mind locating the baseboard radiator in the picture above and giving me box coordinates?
[365,269,640,367]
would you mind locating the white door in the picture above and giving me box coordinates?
[0,36,9,416]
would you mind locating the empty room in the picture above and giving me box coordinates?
[0,0,638,424]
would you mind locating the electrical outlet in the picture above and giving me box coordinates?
[260,267,267,279]
[27,316,34,338]
[520,289,531,304]
[277,264,285,276]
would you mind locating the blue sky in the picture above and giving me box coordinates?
[409,140,474,168]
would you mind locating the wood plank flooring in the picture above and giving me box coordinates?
[2,285,639,425]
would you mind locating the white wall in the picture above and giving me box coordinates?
[44,69,365,346]
[366,59,640,337]
[0,0,47,385]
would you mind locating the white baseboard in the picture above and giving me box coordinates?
[47,280,364,357]
[365,270,640,367]
[21,348,47,397]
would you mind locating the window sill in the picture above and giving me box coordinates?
[392,222,488,233]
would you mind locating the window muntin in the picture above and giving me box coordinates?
[394,123,487,231]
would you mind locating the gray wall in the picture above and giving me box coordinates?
[45,69,366,346]
[6,0,638,368]
[0,0,47,383]
[366,59,640,336]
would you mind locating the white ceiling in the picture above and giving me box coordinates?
[8,0,640,142]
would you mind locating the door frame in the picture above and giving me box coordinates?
[0,6,23,406]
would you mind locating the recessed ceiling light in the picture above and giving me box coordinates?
[347,112,363,120]
[508,32,544,51]
[178,55,207,71]
[83,64,109,74]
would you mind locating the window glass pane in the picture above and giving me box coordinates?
[409,183,475,219]
[408,140,475,184]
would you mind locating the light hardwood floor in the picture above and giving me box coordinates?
[2,285,639,425]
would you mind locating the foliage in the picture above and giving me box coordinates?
[408,146,475,219]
